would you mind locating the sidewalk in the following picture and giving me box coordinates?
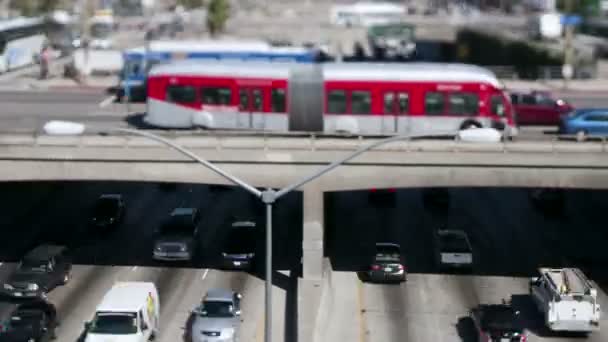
[502,78,608,95]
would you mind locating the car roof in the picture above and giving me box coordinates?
[474,304,520,330]
[24,245,66,260]
[204,288,235,302]
[171,207,197,216]
[231,221,256,228]
[99,194,122,200]
[375,242,401,249]
[96,282,156,312]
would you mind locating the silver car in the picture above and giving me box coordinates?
[191,289,242,342]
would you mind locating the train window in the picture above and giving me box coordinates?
[201,87,232,105]
[239,89,248,110]
[383,93,394,114]
[490,95,505,117]
[397,92,409,114]
[327,90,347,114]
[166,85,196,104]
[252,89,263,111]
[351,91,371,115]
[271,89,286,112]
[425,92,444,115]
[449,93,478,115]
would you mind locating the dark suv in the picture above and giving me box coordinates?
[0,297,58,342]
[90,194,125,230]
[221,221,257,270]
[1,245,72,299]
[470,303,527,342]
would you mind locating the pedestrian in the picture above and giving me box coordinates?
[39,44,50,80]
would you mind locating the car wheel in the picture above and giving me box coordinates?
[576,130,587,142]
[460,120,482,130]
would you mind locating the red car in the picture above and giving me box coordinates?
[510,91,573,125]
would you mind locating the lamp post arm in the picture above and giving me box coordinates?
[110,128,262,198]
[274,131,456,200]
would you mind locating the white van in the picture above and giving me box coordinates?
[84,282,160,342]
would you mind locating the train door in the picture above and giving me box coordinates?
[383,91,409,134]
[240,87,264,129]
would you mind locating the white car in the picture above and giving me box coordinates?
[435,229,473,270]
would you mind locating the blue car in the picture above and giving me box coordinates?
[559,108,608,141]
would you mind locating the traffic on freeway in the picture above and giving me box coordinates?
[0,182,607,341]
[0,181,301,342]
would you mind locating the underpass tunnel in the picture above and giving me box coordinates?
[324,187,608,285]
[0,180,303,276]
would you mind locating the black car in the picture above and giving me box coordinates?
[152,208,201,262]
[1,245,72,299]
[367,243,406,283]
[0,297,57,342]
[470,303,527,342]
[221,221,257,270]
[90,194,125,230]
[422,187,450,210]
[529,188,564,215]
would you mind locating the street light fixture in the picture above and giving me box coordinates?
[42,120,500,342]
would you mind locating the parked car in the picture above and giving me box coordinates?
[367,243,406,283]
[221,221,257,270]
[0,296,58,342]
[90,194,125,230]
[558,108,608,141]
[191,289,242,342]
[510,90,573,125]
[1,245,72,299]
[470,302,527,342]
[152,208,201,262]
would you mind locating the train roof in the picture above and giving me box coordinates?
[149,60,501,87]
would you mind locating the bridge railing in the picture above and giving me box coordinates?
[1,131,608,154]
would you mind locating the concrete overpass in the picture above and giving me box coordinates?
[3,133,608,341]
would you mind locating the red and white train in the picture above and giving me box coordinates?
[145,61,518,137]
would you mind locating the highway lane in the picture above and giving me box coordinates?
[0,90,607,142]
[326,188,608,342]
[0,181,301,342]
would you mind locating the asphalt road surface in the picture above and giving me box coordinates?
[325,188,608,342]
[0,181,301,342]
[1,90,608,142]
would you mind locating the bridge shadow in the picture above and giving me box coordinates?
[325,188,608,291]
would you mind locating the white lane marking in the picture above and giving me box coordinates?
[131,266,138,271]
[98,95,116,108]
[202,269,209,280]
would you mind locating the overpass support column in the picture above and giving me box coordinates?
[298,185,326,342]
[302,185,324,280]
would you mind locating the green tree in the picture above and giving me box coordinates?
[176,0,205,10]
[206,0,230,37]
[10,0,60,16]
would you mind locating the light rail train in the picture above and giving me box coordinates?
[145,61,518,137]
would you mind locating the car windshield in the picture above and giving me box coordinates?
[374,245,401,262]
[88,312,137,335]
[439,233,470,253]
[199,301,234,318]
[95,199,118,216]
[18,260,47,273]
[225,228,256,254]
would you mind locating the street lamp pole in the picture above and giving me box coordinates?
[43,121,493,342]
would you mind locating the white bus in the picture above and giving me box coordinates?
[0,17,47,73]
[330,2,405,27]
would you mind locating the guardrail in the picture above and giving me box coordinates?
[2,131,608,154]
